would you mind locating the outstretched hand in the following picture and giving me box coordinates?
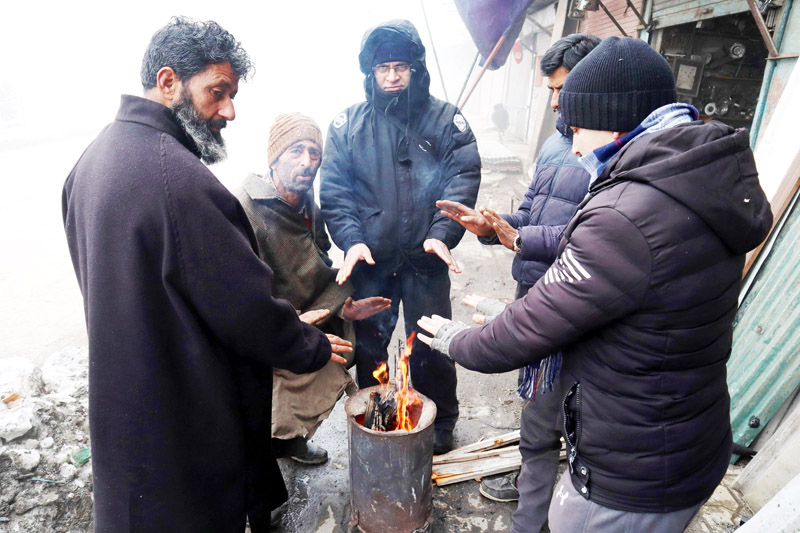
[341,296,392,321]
[462,293,487,325]
[436,200,494,238]
[326,334,352,365]
[416,314,451,346]
[299,309,331,325]
[480,207,519,251]
[424,238,461,273]
[337,243,375,285]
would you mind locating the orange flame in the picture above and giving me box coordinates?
[395,332,422,432]
[372,362,389,385]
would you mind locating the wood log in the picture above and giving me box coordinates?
[434,430,521,459]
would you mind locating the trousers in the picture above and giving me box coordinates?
[511,376,563,533]
[351,263,458,430]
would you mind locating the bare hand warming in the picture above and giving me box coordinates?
[416,314,452,346]
[436,200,494,238]
[299,309,330,325]
[337,243,375,285]
[480,207,519,251]
[423,238,461,273]
[341,296,392,321]
[326,334,353,365]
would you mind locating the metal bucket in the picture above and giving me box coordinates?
[345,385,437,533]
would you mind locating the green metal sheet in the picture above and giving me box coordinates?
[729,188,800,452]
[652,0,749,28]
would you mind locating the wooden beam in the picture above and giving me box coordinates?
[745,0,779,58]
[434,430,521,459]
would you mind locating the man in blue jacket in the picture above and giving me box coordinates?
[320,19,481,454]
[437,34,599,526]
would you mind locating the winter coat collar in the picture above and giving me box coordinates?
[593,119,772,254]
[115,95,201,158]
[242,172,312,214]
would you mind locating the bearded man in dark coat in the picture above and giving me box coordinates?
[61,17,351,532]
[235,113,390,465]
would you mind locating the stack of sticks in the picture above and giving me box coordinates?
[432,430,566,486]
[364,387,397,431]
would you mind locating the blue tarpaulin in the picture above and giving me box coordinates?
[454,0,535,70]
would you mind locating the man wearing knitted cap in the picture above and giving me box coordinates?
[418,36,772,531]
[236,113,391,465]
[320,20,481,454]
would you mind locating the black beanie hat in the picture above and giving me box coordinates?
[372,40,413,66]
[559,37,677,132]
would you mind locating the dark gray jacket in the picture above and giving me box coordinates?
[449,121,772,512]
[320,20,481,275]
[481,118,589,286]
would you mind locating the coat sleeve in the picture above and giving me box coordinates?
[449,205,652,373]
[426,113,482,250]
[164,149,331,375]
[319,117,365,254]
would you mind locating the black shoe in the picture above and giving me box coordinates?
[433,429,454,455]
[479,472,520,502]
[290,441,328,465]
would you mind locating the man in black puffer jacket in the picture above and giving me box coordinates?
[320,20,481,454]
[419,37,772,532]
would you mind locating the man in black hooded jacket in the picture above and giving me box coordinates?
[419,37,772,531]
[320,19,481,453]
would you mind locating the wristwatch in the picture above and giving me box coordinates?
[513,233,522,254]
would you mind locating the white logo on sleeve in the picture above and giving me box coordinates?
[453,113,467,132]
[333,112,347,129]
[556,484,569,505]
[544,246,592,285]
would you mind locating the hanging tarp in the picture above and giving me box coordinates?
[454,0,535,70]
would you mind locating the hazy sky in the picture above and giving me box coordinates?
[0,0,487,363]
[3,0,478,182]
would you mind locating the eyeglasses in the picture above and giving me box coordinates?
[373,63,411,75]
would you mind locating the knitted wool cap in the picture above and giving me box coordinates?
[372,39,413,66]
[268,113,323,166]
[559,37,677,132]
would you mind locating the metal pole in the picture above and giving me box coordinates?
[455,51,480,110]
[596,0,629,37]
[458,33,508,110]
[623,0,650,31]
[420,0,450,103]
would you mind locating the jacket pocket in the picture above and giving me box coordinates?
[357,206,385,252]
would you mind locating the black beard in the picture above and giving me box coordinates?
[172,88,228,164]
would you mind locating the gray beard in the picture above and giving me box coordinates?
[172,89,227,164]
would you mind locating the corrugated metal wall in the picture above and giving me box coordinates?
[651,0,749,29]
[728,188,800,449]
[579,0,645,39]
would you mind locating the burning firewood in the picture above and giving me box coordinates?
[361,333,422,432]
[364,388,397,431]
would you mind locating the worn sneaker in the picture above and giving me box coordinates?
[433,429,454,455]
[290,441,329,465]
[479,472,520,502]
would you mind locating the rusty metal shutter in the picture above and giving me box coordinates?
[652,0,750,29]
[728,187,800,453]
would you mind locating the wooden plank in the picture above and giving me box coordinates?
[433,458,523,486]
[434,430,520,460]
[433,445,521,465]
[433,451,522,477]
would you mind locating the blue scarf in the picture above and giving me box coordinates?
[517,103,699,402]
[580,103,699,185]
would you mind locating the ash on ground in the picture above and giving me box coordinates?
[0,347,93,532]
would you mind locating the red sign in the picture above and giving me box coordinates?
[513,40,523,63]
